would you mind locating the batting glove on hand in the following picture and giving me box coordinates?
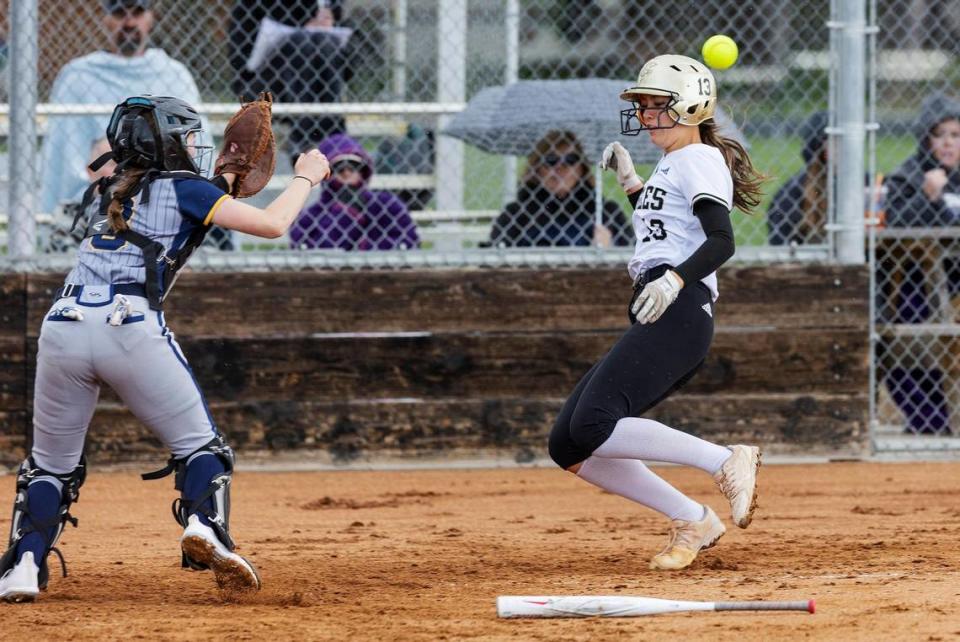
[601,142,643,193]
[632,270,684,324]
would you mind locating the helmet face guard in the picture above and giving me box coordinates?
[106,95,209,174]
[619,90,683,136]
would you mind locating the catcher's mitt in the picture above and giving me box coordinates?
[214,91,276,198]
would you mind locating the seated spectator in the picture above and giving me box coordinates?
[229,0,352,165]
[489,130,631,248]
[884,93,960,228]
[290,134,419,250]
[767,111,828,245]
[40,0,201,215]
[876,93,960,435]
[374,123,435,211]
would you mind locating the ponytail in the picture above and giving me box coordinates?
[105,168,147,233]
[699,120,767,213]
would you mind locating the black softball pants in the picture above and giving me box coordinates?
[548,278,715,470]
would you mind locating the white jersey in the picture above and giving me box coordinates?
[627,144,733,301]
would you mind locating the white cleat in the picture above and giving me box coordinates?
[180,515,261,593]
[649,505,726,570]
[0,552,41,603]
[714,445,761,528]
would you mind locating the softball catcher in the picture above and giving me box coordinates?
[549,55,767,570]
[0,93,329,601]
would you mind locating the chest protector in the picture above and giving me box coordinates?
[72,170,225,311]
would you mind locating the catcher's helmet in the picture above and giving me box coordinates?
[106,95,210,173]
[619,54,717,135]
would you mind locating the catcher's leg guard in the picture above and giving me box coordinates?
[142,434,260,591]
[0,457,86,602]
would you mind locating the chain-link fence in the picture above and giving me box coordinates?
[868,0,960,451]
[2,1,959,447]
[0,0,849,271]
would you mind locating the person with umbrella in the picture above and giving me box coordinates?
[488,130,631,248]
[547,54,768,570]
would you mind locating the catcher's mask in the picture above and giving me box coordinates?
[106,95,213,174]
[619,54,718,135]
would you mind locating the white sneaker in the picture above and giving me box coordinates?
[714,445,761,528]
[180,515,261,592]
[0,552,41,602]
[649,505,726,570]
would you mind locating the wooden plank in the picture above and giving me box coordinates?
[74,393,866,464]
[0,276,26,431]
[0,412,28,467]
[717,264,869,329]
[0,338,27,412]
[0,274,26,339]
[23,328,865,405]
[26,266,866,337]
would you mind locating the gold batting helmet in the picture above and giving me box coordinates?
[619,54,717,135]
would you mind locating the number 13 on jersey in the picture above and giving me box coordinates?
[640,218,667,243]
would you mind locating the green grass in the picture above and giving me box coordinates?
[462,135,918,247]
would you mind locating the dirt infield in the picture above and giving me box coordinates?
[1,461,958,640]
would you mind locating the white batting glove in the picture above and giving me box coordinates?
[632,270,684,324]
[601,142,643,193]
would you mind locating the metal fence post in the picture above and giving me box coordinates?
[8,0,39,261]
[502,0,520,206]
[436,0,467,214]
[835,0,867,265]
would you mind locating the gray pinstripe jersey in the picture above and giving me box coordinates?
[66,175,228,286]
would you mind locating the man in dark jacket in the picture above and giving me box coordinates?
[228,1,352,163]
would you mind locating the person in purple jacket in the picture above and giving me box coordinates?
[290,134,420,251]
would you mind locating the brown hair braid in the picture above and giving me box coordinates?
[698,120,768,213]
[105,168,147,233]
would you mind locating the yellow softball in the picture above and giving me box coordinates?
[702,35,739,70]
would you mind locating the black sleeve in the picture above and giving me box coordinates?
[884,174,952,227]
[489,203,521,248]
[627,189,641,210]
[673,199,735,287]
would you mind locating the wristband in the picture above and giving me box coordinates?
[293,175,316,188]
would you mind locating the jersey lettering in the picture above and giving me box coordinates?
[639,185,666,211]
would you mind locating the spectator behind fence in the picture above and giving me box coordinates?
[766,111,829,245]
[884,93,960,228]
[229,0,351,165]
[290,134,419,251]
[488,131,632,248]
[374,123,436,211]
[39,0,201,215]
[875,93,960,435]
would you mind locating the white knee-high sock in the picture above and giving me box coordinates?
[593,417,731,474]
[577,456,705,522]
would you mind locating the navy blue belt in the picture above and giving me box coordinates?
[54,283,147,302]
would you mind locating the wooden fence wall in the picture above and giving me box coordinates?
[0,264,869,468]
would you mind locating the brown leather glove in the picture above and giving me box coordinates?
[214,92,277,198]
